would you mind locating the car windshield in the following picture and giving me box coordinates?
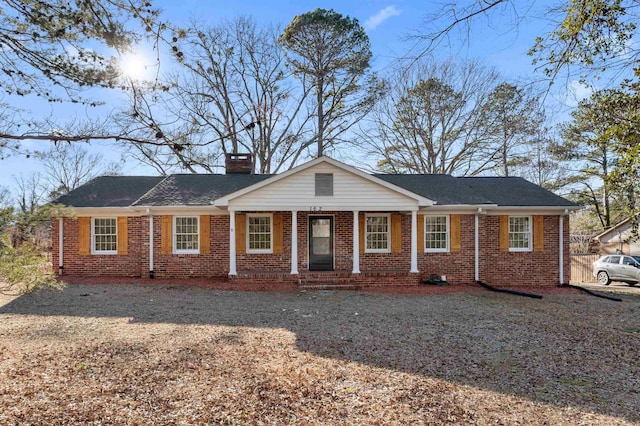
[633,256,640,264]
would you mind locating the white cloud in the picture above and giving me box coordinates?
[564,80,594,107]
[364,6,402,31]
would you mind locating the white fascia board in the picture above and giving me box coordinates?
[63,207,140,217]
[130,205,226,216]
[485,206,580,215]
[215,156,434,207]
[228,204,420,212]
[419,204,498,213]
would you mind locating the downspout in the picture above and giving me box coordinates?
[559,214,564,285]
[148,209,154,279]
[58,217,64,275]
[474,209,480,282]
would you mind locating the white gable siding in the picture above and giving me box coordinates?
[600,222,632,243]
[229,163,418,211]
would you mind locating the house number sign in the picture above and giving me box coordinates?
[309,206,323,212]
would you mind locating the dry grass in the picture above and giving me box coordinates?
[1,283,639,425]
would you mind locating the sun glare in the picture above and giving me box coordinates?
[119,53,148,80]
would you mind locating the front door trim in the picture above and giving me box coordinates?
[308,214,335,271]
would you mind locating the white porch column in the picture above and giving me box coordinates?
[291,210,299,274]
[559,215,564,284]
[410,210,418,273]
[229,210,237,276]
[58,217,63,275]
[149,213,154,278]
[352,210,360,274]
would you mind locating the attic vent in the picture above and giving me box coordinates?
[315,173,333,196]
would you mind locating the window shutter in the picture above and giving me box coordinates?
[358,214,365,254]
[417,215,424,253]
[161,215,172,255]
[450,214,461,252]
[200,215,210,254]
[78,217,90,255]
[236,213,246,254]
[391,214,402,253]
[533,215,544,252]
[273,214,284,254]
[117,217,128,255]
[499,215,509,252]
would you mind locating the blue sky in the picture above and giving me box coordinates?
[0,0,585,196]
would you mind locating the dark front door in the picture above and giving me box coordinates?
[309,216,334,271]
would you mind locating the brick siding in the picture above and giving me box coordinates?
[53,212,570,287]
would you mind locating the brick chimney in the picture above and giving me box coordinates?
[225,153,253,174]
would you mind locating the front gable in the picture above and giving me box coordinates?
[216,157,433,211]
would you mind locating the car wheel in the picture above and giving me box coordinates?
[597,271,610,285]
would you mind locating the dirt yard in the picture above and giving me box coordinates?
[1,283,639,425]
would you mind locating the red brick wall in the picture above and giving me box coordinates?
[417,214,475,285]
[236,212,291,272]
[153,215,229,278]
[479,215,569,287]
[53,212,570,286]
[53,217,143,277]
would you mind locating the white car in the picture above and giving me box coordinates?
[593,255,640,286]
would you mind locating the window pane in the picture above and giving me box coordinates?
[509,217,530,249]
[366,215,389,250]
[175,217,199,251]
[249,215,271,251]
[93,218,117,252]
[425,216,447,249]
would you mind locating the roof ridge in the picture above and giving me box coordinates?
[130,175,171,207]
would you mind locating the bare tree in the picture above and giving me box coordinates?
[38,143,122,199]
[362,59,499,175]
[119,17,326,174]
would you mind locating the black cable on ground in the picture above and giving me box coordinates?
[561,283,623,302]
[475,280,543,299]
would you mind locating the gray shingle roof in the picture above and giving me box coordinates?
[374,174,494,205]
[375,174,576,207]
[56,171,576,209]
[53,176,165,208]
[458,177,576,207]
[133,174,273,206]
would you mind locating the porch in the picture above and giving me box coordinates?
[229,269,422,289]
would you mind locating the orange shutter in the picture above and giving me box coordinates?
[78,217,90,255]
[391,214,402,253]
[161,215,172,255]
[417,215,424,253]
[533,215,544,252]
[200,215,210,254]
[117,217,128,255]
[359,214,365,254]
[499,216,509,252]
[450,214,461,252]
[236,214,246,254]
[273,214,284,254]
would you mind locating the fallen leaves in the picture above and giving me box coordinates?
[0,285,638,424]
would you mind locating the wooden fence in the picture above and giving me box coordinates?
[570,254,599,283]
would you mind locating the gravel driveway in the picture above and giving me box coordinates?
[1,283,639,425]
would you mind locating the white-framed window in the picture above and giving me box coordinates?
[424,215,449,252]
[247,213,273,253]
[509,216,532,252]
[365,213,390,253]
[174,216,199,254]
[92,217,117,254]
